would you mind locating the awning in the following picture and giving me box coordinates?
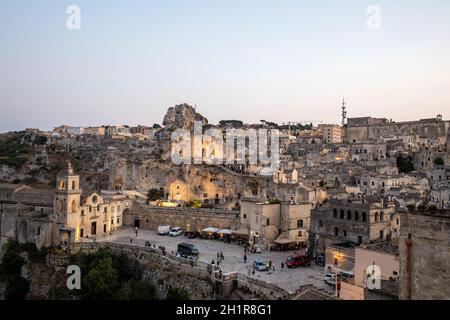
[233,228,249,235]
[202,227,221,233]
[273,238,298,245]
[217,229,234,235]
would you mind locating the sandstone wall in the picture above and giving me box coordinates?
[399,211,450,300]
[126,204,239,232]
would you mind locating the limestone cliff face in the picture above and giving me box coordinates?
[106,155,273,209]
[162,103,207,130]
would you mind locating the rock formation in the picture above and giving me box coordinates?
[162,103,207,130]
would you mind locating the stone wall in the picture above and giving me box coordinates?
[125,204,239,232]
[399,210,450,300]
[346,118,450,143]
[73,242,291,300]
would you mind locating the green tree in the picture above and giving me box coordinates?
[268,198,281,204]
[147,187,165,202]
[35,136,48,145]
[0,242,31,300]
[396,155,414,173]
[434,157,444,166]
[186,199,201,208]
[84,256,119,299]
[219,120,243,127]
[166,286,189,300]
[119,280,157,300]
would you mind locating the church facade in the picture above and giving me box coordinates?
[0,162,131,249]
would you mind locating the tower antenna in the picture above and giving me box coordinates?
[341,97,347,127]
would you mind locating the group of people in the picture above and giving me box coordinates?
[211,251,225,265]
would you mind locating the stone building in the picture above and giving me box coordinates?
[345,115,450,144]
[124,203,238,232]
[240,198,312,250]
[354,242,399,289]
[310,197,399,255]
[319,124,342,144]
[398,208,450,300]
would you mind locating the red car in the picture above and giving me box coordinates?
[286,255,312,268]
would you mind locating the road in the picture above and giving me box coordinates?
[95,227,334,294]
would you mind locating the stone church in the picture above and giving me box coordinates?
[0,162,131,249]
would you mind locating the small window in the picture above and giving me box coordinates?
[358,236,363,244]
[117,217,120,224]
[362,212,367,222]
[340,210,344,219]
[380,230,384,239]
[334,227,339,236]
[354,211,359,221]
[375,212,379,222]
[37,226,41,236]
[266,218,270,225]
[80,229,84,238]
[243,214,247,219]
[343,230,347,237]
[347,211,352,220]
[333,208,337,218]
[297,220,304,228]
[319,220,323,227]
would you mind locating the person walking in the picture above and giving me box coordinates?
[281,262,285,270]
[135,227,138,237]
[220,252,224,260]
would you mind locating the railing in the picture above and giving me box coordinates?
[73,241,292,297]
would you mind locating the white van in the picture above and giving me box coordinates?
[169,227,183,237]
[157,225,170,235]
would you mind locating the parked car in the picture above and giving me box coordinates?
[169,227,183,237]
[157,225,170,235]
[339,271,354,281]
[177,243,199,259]
[324,273,337,286]
[253,259,269,271]
[285,255,312,268]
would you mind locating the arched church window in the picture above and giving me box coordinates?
[59,180,65,190]
[58,200,64,212]
[72,180,76,190]
[71,200,76,213]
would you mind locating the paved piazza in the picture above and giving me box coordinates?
[94,227,334,294]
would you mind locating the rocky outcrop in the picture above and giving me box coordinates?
[162,103,207,130]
